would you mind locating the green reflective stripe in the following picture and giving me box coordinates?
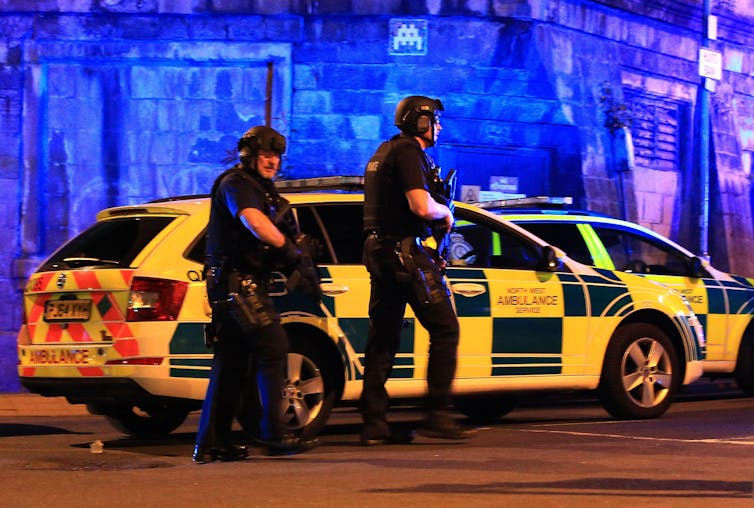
[170,368,209,379]
[492,317,562,353]
[578,223,614,269]
[721,283,754,314]
[730,276,754,291]
[170,358,211,367]
[493,356,560,365]
[579,271,632,316]
[675,314,706,360]
[492,365,561,375]
[169,323,207,355]
[337,318,371,353]
[704,279,727,314]
[590,268,623,283]
[169,359,211,379]
[451,268,492,318]
[491,317,562,374]
[391,357,414,378]
[446,267,486,279]
[333,318,369,381]
[492,232,501,256]
[560,280,587,316]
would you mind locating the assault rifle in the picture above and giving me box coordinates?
[428,166,457,262]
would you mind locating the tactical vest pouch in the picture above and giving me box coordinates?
[398,238,447,307]
[203,321,218,348]
[227,276,275,331]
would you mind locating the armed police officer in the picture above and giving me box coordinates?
[360,95,472,445]
[193,125,312,462]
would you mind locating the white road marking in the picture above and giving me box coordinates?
[521,428,754,445]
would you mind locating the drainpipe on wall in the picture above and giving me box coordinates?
[614,126,634,222]
[698,0,712,261]
[265,61,273,126]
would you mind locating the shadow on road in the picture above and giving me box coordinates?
[0,423,90,437]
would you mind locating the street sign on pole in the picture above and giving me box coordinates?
[699,47,722,80]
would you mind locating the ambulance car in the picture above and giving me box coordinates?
[17,178,705,437]
[492,197,754,395]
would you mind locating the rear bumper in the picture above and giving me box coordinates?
[19,377,201,410]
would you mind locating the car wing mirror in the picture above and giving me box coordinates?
[540,245,562,272]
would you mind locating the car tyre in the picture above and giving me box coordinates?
[453,394,517,423]
[98,403,191,437]
[598,323,680,419]
[284,338,337,439]
[734,332,754,395]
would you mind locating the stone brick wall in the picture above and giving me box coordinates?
[1,0,754,391]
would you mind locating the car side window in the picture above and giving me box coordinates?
[296,204,363,265]
[592,224,691,276]
[449,210,541,270]
[515,222,594,266]
[186,229,207,264]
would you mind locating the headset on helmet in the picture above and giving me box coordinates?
[237,125,287,162]
[394,95,444,137]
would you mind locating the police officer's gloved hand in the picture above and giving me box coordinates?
[275,237,302,274]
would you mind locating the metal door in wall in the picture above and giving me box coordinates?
[20,41,292,268]
[437,145,553,200]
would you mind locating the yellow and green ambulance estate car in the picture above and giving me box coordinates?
[17,178,704,437]
[491,197,754,394]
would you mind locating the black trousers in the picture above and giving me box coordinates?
[195,277,289,451]
[360,235,460,437]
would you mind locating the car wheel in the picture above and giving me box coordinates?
[598,323,680,419]
[98,403,190,437]
[453,394,517,423]
[283,339,337,439]
[734,332,754,395]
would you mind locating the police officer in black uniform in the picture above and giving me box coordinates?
[193,125,309,462]
[360,96,471,445]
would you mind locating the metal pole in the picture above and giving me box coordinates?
[699,0,711,260]
[265,61,273,126]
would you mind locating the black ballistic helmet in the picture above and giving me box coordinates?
[394,95,444,138]
[237,125,286,163]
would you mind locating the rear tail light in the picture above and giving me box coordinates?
[127,277,188,322]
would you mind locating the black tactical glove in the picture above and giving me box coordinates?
[284,234,322,302]
[274,237,302,274]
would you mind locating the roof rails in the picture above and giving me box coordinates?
[472,196,573,210]
[149,194,209,203]
[275,176,364,192]
[147,176,365,203]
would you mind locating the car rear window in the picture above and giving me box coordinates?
[39,216,176,270]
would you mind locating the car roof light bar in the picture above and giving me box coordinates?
[275,176,365,192]
[473,196,574,210]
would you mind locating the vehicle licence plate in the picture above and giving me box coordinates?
[43,299,92,322]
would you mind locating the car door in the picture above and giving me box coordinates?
[446,209,591,380]
[517,218,726,358]
[294,201,452,389]
[585,223,735,361]
[291,202,374,382]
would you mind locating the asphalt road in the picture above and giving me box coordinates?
[1,389,753,508]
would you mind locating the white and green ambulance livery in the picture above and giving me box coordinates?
[18,178,704,437]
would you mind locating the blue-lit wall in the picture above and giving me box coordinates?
[2,0,754,391]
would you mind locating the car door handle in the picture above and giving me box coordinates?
[451,283,487,297]
[320,283,350,296]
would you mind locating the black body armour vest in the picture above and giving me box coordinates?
[363,136,431,239]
